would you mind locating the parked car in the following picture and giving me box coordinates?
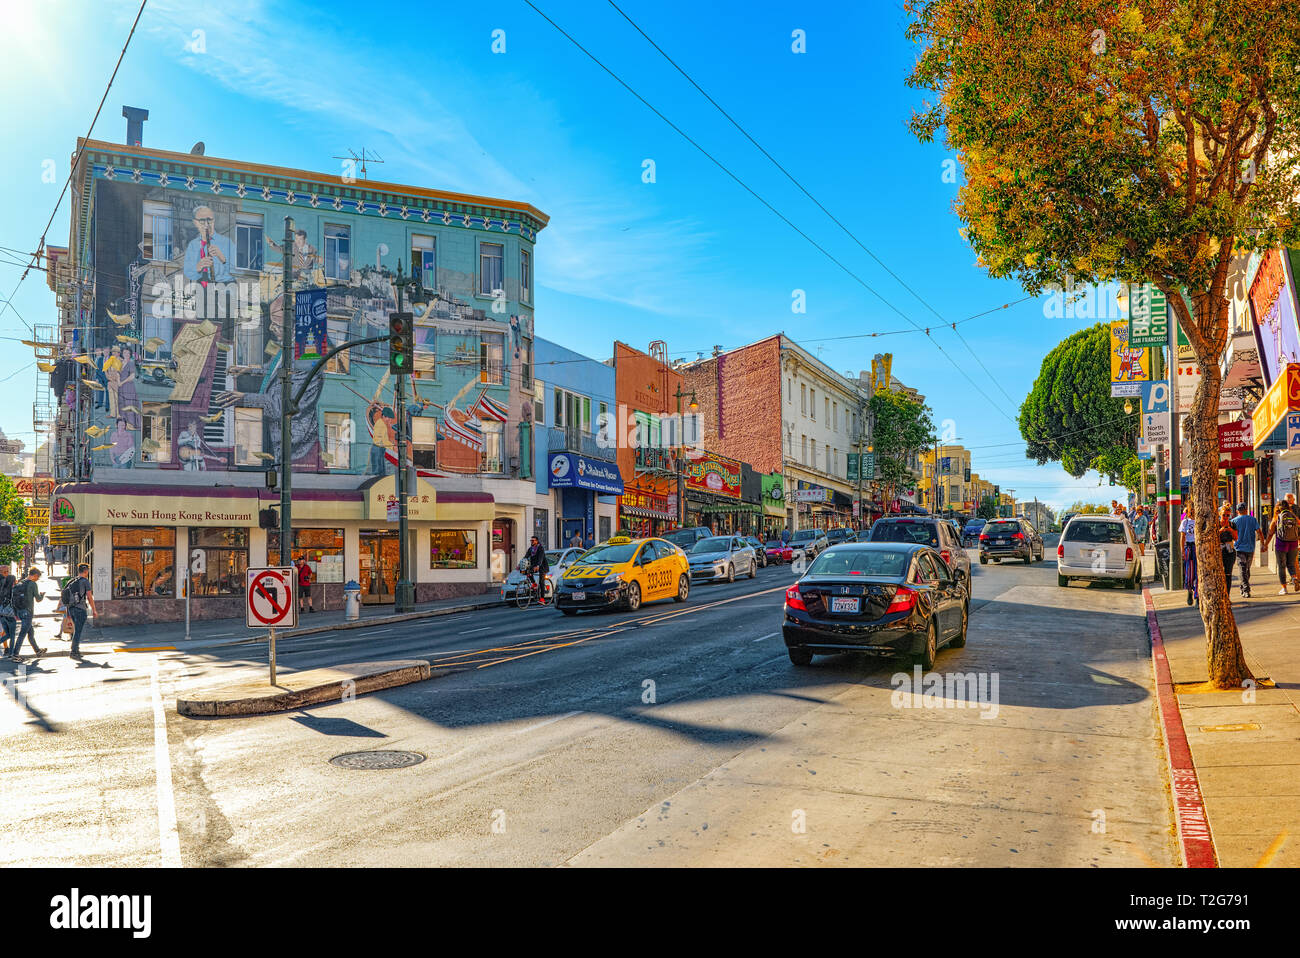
[554,536,691,614]
[663,527,713,550]
[866,516,972,598]
[743,536,769,567]
[978,518,1044,565]
[1057,515,1141,589]
[688,535,758,582]
[789,528,829,559]
[825,528,856,546]
[765,539,795,564]
[962,518,987,547]
[782,543,969,669]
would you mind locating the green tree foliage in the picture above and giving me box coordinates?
[905,0,1300,687]
[977,495,998,519]
[1019,324,1139,480]
[870,388,935,513]
[1064,500,1111,515]
[0,475,29,565]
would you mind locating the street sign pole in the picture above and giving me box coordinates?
[269,627,276,685]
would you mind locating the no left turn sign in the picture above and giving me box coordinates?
[247,567,298,629]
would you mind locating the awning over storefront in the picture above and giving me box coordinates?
[1251,363,1300,451]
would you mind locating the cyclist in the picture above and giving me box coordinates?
[523,536,549,606]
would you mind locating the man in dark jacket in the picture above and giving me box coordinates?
[0,564,14,655]
[9,568,43,660]
[64,563,97,660]
[523,536,549,605]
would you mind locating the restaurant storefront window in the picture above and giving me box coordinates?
[189,528,249,596]
[431,530,477,569]
[267,528,346,582]
[112,526,176,598]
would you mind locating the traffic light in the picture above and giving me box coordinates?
[389,311,414,375]
[258,507,279,530]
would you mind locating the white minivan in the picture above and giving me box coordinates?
[1056,515,1142,589]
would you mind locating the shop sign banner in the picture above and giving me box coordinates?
[791,486,832,503]
[684,451,741,498]
[1128,284,1168,347]
[1250,248,1300,386]
[1218,420,1253,455]
[1144,411,1171,445]
[1288,413,1300,451]
[1110,320,1151,394]
[548,452,624,495]
[293,288,329,360]
[1251,363,1300,448]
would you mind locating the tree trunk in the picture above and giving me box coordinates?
[1186,294,1254,689]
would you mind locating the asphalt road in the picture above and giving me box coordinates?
[0,545,1178,867]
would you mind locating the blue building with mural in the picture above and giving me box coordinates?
[46,116,550,623]
[532,338,622,547]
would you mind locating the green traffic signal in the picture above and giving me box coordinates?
[389,311,414,375]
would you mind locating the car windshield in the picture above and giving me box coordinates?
[1064,520,1127,544]
[964,520,985,530]
[545,551,565,565]
[691,537,732,554]
[870,522,939,547]
[791,530,817,541]
[665,530,698,546]
[806,549,910,578]
[578,542,640,564]
[765,540,784,548]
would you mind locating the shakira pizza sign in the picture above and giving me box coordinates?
[684,451,741,498]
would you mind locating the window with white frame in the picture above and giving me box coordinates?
[479,242,504,295]
[234,408,262,465]
[235,213,264,270]
[481,421,503,473]
[520,248,532,303]
[323,411,351,469]
[324,225,350,280]
[412,235,436,291]
[143,202,173,262]
[553,388,591,432]
[480,331,504,384]
[141,403,171,463]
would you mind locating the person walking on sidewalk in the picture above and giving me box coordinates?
[1132,507,1150,559]
[0,564,15,656]
[296,557,315,614]
[523,536,549,605]
[1231,503,1260,599]
[9,568,43,660]
[1179,501,1198,607]
[61,563,96,661]
[1265,496,1300,594]
[1218,503,1238,593]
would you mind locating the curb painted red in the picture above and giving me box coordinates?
[1144,589,1218,868]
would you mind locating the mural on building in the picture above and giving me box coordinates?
[86,180,523,478]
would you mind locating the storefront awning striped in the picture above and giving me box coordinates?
[621,505,675,520]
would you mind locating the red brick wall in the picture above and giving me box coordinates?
[684,337,782,474]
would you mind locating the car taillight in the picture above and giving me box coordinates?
[784,585,807,611]
[1057,543,1064,558]
[1012,533,1024,540]
[1125,547,1133,561]
[979,532,988,540]
[887,586,917,613]
[940,549,951,565]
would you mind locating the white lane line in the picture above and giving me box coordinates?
[207,632,236,638]
[150,656,182,868]
[459,627,493,634]
[753,631,780,642]
[516,709,584,736]
[368,628,394,634]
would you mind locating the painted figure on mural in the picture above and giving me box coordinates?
[116,347,141,429]
[183,205,233,284]
[108,418,135,468]
[213,293,323,464]
[177,419,219,471]
[267,229,322,284]
[104,345,124,417]
[366,372,397,474]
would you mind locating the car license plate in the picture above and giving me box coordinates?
[572,591,586,601]
[830,597,860,613]
[995,539,1007,545]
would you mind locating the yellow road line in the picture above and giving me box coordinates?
[1255,829,1288,867]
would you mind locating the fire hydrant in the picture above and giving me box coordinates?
[344,580,362,621]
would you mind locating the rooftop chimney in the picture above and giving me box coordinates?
[122,106,149,147]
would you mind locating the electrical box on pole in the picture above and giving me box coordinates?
[389,312,414,375]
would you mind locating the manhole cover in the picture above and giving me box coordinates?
[329,750,426,770]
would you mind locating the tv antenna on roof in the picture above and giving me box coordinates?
[332,148,385,180]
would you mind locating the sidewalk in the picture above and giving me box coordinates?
[41,589,506,656]
[1147,568,1300,867]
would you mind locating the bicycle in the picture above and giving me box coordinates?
[512,573,550,610]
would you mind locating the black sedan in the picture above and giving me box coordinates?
[782,543,969,670]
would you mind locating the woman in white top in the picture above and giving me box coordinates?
[1179,501,1197,607]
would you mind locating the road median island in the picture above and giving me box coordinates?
[176,659,437,717]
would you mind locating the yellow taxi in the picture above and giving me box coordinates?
[554,536,691,615]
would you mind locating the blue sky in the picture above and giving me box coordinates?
[0,0,1122,510]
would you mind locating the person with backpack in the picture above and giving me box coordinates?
[9,568,43,660]
[1265,496,1300,594]
[0,564,15,656]
[61,563,96,660]
[1231,503,1260,599]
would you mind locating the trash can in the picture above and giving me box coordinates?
[344,579,362,621]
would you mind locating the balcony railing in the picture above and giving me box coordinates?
[546,425,614,461]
